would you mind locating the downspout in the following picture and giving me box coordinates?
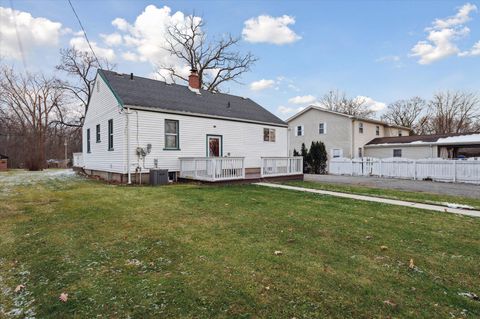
[351,119,355,159]
[126,107,131,184]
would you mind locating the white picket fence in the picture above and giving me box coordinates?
[329,157,480,184]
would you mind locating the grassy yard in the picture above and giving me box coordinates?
[283,180,480,210]
[1,170,479,318]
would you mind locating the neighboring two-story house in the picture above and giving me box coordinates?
[287,106,411,159]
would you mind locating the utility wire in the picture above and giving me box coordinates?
[66,0,103,69]
[9,0,27,69]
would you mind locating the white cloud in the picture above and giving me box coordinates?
[122,51,139,61]
[433,3,477,29]
[250,79,275,91]
[410,3,478,64]
[277,105,305,116]
[69,35,116,60]
[0,7,63,60]
[376,55,400,63]
[288,95,316,105]
[355,96,386,111]
[459,40,480,56]
[110,4,197,77]
[242,15,301,45]
[101,33,122,46]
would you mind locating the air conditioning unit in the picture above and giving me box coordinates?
[149,169,169,186]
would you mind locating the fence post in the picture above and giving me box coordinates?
[413,160,417,180]
[453,160,457,183]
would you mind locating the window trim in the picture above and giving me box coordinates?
[331,148,343,158]
[319,122,326,135]
[108,119,114,151]
[96,124,101,143]
[393,149,402,157]
[164,119,180,150]
[296,125,304,136]
[86,128,91,153]
[263,128,276,142]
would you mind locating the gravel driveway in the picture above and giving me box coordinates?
[304,174,480,199]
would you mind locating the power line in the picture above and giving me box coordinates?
[66,0,103,69]
[9,0,27,69]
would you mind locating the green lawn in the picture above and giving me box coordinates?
[282,180,480,210]
[1,171,479,318]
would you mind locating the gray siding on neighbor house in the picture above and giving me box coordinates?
[364,145,438,159]
[289,108,353,158]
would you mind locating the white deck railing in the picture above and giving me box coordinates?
[179,157,245,182]
[261,157,303,177]
[329,157,480,184]
[72,152,83,167]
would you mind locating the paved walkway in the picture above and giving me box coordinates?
[255,182,480,218]
[304,174,480,199]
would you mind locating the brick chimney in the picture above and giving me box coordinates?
[188,68,200,90]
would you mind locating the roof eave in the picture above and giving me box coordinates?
[125,104,288,127]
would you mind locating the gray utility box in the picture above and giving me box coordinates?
[149,169,169,185]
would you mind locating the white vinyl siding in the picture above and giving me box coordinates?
[126,111,287,171]
[82,74,124,173]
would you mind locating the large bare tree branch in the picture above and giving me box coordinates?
[156,15,257,92]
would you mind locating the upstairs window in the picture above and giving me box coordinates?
[86,128,91,153]
[96,124,101,142]
[359,122,364,134]
[398,130,402,136]
[375,126,380,136]
[108,119,114,151]
[319,123,326,134]
[296,125,304,136]
[165,119,179,149]
[332,148,343,158]
[393,149,402,157]
[263,128,276,142]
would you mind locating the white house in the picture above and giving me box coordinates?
[77,69,302,183]
[287,106,411,159]
[365,133,480,159]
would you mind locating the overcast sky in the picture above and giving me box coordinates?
[1,0,479,119]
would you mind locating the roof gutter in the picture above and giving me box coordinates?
[125,104,288,128]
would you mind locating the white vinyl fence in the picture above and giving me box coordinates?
[329,157,480,184]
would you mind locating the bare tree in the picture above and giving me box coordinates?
[0,67,64,170]
[318,89,375,118]
[55,47,115,127]
[427,91,480,134]
[381,97,426,133]
[156,15,257,92]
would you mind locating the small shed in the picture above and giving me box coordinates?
[0,154,8,171]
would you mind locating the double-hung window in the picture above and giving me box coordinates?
[165,119,179,149]
[393,149,402,157]
[263,128,276,142]
[359,122,364,134]
[86,129,91,153]
[398,130,402,137]
[375,126,380,136]
[319,123,326,134]
[108,119,114,150]
[296,125,304,136]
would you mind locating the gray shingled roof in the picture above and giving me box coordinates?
[100,70,286,126]
[366,132,479,145]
